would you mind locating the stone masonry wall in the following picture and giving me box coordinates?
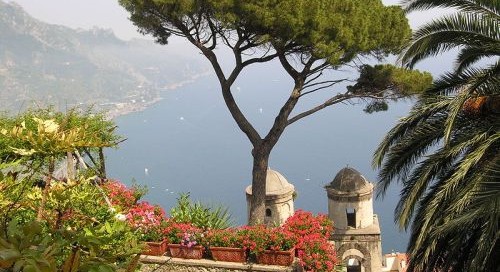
[140,256,301,272]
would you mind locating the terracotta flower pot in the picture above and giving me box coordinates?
[210,246,247,263]
[143,240,168,256]
[256,247,295,266]
[168,244,203,259]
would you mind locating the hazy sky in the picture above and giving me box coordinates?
[6,0,443,40]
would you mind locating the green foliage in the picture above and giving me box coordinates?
[75,221,142,270]
[363,101,388,114]
[391,66,433,95]
[120,0,411,64]
[130,179,148,202]
[0,108,121,163]
[374,1,499,271]
[350,64,432,95]
[170,193,233,230]
[0,220,59,272]
[349,64,432,113]
[0,108,141,271]
[0,175,143,271]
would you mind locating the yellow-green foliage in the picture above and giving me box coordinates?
[351,64,433,95]
[391,66,433,95]
[121,0,411,64]
[0,108,122,163]
[0,176,142,272]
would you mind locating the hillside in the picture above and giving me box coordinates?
[0,1,208,114]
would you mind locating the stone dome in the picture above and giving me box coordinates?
[246,168,294,196]
[328,167,370,192]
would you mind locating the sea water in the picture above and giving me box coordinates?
[106,63,412,253]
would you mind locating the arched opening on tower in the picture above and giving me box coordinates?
[346,208,356,228]
[347,258,361,272]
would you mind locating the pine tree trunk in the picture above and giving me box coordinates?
[248,147,270,225]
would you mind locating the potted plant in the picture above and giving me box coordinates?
[165,222,204,259]
[126,202,168,256]
[206,228,247,263]
[138,224,169,256]
[243,225,296,266]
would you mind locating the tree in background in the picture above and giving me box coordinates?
[119,0,432,224]
[374,0,499,271]
[0,108,123,222]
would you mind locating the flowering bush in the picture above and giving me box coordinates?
[239,225,268,254]
[126,201,167,241]
[283,210,337,271]
[267,228,296,251]
[284,210,333,240]
[297,234,337,272]
[102,180,146,209]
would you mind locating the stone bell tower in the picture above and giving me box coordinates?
[246,168,295,226]
[325,167,382,272]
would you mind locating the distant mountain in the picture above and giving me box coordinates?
[0,1,208,114]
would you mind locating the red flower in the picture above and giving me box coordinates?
[284,210,337,271]
[125,201,167,241]
[101,180,138,208]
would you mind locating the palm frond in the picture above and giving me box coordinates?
[456,45,500,73]
[401,0,500,18]
[400,12,499,68]
[376,1,499,271]
[373,98,450,195]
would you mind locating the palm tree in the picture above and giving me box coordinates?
[373,1,499,271]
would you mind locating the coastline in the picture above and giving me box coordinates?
[105,71,211,120]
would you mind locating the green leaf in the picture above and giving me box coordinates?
[0,249,21,260]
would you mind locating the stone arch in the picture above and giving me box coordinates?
[344,255,364,272]
[337,243,372,272]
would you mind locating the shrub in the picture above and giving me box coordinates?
[0,176,142,271]
[126,201,167,242]
[170,193,232,230]
[284,210,338,271]
[101,180,140,209]
[284,210,333,237]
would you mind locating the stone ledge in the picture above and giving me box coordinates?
[140,255,300,272]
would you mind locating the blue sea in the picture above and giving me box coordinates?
[106,62,414,253]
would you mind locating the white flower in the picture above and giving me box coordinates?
[109,207,116,213]
[114,213,127,222]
